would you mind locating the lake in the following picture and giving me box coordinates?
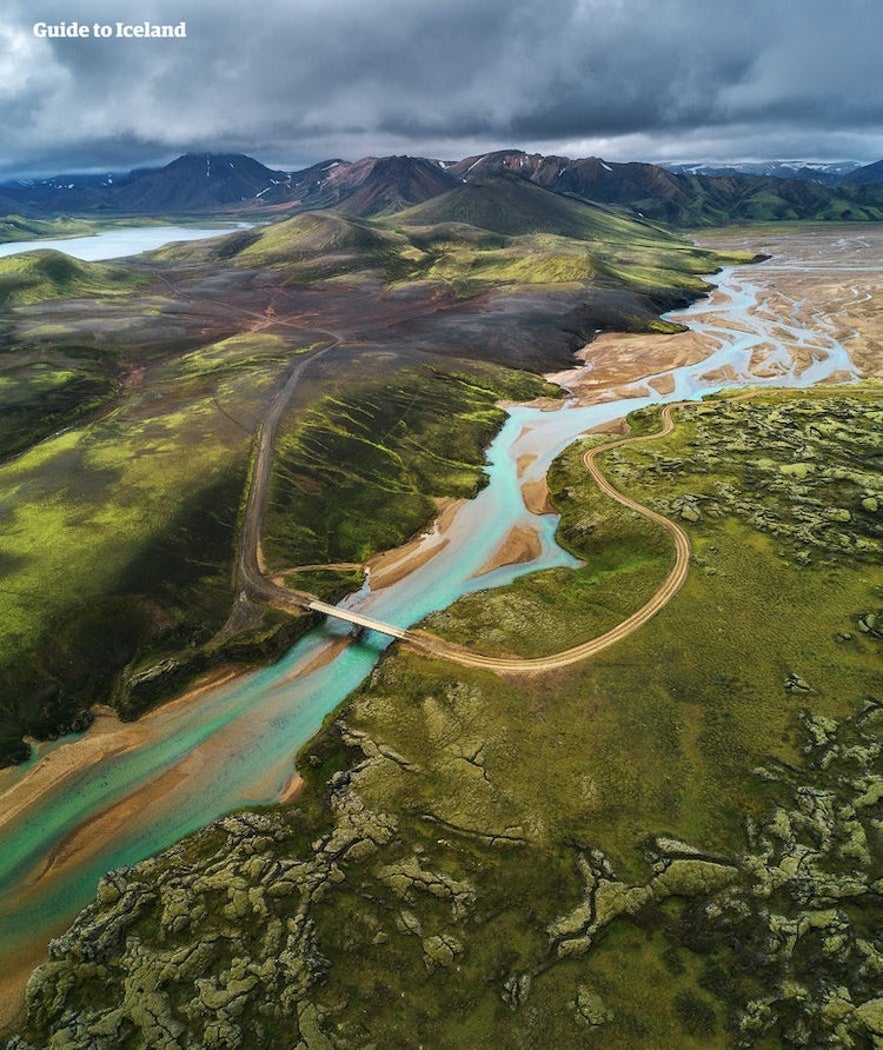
[0,223,254,261]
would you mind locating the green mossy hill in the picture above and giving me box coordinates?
[0,251,145,306]
[394,175,674,240]
[159,185,753,299]
[0,466,247,761]
[238,211,406,260]
[264,362,553,569]
[155,211,409,285]
[11,387,881,1048]
[0,331,315,766]
[0,344,118,458]
[390,179,756,294]
[723,184,883,225]
[404,227,739,298]
[0,215,98,243]
[232,211,410,284]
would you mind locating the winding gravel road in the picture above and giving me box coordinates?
[405,402,691,672]
[235,338,338,607]
[237,376,694,674]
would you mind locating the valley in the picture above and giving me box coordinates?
[0,165,879,1046]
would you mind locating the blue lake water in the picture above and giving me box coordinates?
[0,223,253,261]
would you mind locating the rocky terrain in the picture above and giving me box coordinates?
[7,696,880,1049]
[605,394,883,568]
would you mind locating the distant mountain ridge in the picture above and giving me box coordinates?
[2,148,883,227]
[665,160,863,185]
[442,149,883,226]
[840,159,883,185]
[2,154,289,213]
[266,155,462,215]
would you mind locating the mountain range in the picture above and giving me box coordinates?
[664,160,863,184]
[3,149,883,228]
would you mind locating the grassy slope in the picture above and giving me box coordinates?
[263,362,555,569]
[0,333,303,761]
[0,215,99,243]
[0,344,118,458]
[168,189,756,305]
[0,247,161,459]
[0,251,146,306]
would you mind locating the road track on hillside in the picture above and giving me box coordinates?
[234,339,339,607]
[143,267,346,613]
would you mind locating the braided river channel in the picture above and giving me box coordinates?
[0,226,877,1014]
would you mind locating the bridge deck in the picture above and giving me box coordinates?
[306,599,409,640]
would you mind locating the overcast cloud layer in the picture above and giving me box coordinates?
[1,0,882,175]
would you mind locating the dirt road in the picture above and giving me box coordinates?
[406,403,691,672]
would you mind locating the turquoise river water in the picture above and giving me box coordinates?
[0,231,868,989]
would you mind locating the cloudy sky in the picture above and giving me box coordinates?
[2,0,882,176]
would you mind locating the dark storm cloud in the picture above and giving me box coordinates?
[1,0,882,175]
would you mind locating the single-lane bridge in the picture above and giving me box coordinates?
[304,599,409,640]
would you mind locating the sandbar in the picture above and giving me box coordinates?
[474,523,542,577]
[278,774,305,804]
[547,329,715,401]
[521,477,554,515]
[0,666,239,838]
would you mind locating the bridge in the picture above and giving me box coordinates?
[305,599,410,640]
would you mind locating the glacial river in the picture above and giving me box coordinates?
[0,230,869,1008]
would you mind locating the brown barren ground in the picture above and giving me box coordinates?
[521,477,554,514]
[473,523,543,577]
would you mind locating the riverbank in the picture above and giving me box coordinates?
[2,226,879,1032]
[0,667,245,1026]
[364,496,465,589]
[0,668,241,836]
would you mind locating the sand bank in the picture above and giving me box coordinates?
[365,497,463,590]
[474,523,542,577]
[521,477,554,515]
[547,329,716,401]
[0,667,239,839]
